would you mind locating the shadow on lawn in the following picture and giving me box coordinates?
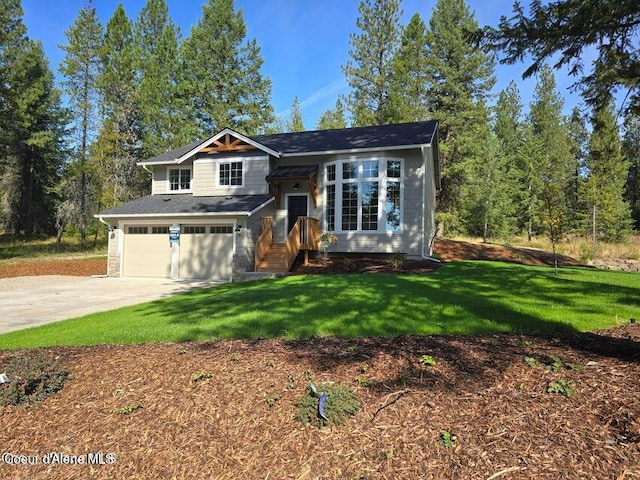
[138,261,640,376]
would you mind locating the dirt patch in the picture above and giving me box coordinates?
[1,325,638,479]
[0,257,107,279]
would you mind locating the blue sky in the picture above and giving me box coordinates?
[22,0,585,129]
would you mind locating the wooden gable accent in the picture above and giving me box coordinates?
[199,133,257,153]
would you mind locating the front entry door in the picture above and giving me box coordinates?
[287,195,308,234]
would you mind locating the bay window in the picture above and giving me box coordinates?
[324,157,402,233]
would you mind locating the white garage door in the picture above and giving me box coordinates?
[179,225,234,280]
[123,225,171,278]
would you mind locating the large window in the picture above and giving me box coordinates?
[324,157,402,233]
[219,161,243,186]
[169,168,191,192]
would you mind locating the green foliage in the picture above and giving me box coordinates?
[118,403,143,415]
[342,0,403,126]
[623,114,640,230]
[190,371,213,383]
[285,97,305,133]
[582,95,633,241]
[355,376,372,387]
[483,0,640,114]
[524,356,538,368]
[418,355,436,366]
[0,354,70,406]
[388,252,406,270]
[265,393,280,408]
[547,379,575,398]
[440,430,455,448]
[180,0,273,136]
[316,98,347,130]
[296,383,359,428]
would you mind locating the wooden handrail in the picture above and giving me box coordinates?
[284,217,321,271]
[255,216,273,270]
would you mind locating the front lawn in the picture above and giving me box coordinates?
[1,261,638,349]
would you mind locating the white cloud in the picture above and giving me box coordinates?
[276,78,348,118]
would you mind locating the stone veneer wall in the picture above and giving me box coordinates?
[107,229,121,277]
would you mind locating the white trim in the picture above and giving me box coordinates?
[323,155,404,234]
[248,196,275,217]
[177,128,280,163]
[217,159,245,188]
[193,154,268,164]
[284,192,310,242]
[166,166,193,194]
[281,143,431,158]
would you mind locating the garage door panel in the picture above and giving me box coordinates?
[123,234,171,278]
[180,230,233,280]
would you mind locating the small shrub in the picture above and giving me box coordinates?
[418,355,436,366]
[340,258,360,273]
[296,383,359,428]
[441,430,456,449]
[118,403,143,415]
[547,379,575,397]
[355,376,372,387]
[190,371,213,383]
[0,353,69,406]
[388,252,406,270]
[266,393,281,408]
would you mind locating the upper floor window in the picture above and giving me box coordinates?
[169,168,191,192]
[219,161,243,186]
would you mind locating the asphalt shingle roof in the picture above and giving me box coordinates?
[265,165,319,180]
[97,194,273,217]
[142,121,438,164]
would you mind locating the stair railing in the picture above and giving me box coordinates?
[254,216,273,270]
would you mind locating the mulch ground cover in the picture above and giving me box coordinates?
[2,239,638,478]
[0,257,107,278]
[1,325,638,479]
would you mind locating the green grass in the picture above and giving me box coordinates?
[1,261,638,350]
[0,233,107,261]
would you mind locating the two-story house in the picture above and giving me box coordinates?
[95,120,440,281]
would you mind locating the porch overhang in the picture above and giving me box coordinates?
[265,165,319,208]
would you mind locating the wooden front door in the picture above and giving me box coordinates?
[287,195,308,233]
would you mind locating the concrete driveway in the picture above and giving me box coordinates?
[0,276,221,335]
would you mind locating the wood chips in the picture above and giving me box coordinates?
[1,325,638,479]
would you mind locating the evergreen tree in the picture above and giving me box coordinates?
[582,95,632,240]
[387,12,429,123]
[285,96,305,132]
[527,65,574,259]
[623,113,640,230]
[316,98,348,130]
[134,0,186,155]
[1,39,67,236]
[566,106,589,230]
[180,0,274,136]
[424,0,496,234]
[342,0,402,126]
[460,103,515,240]
[96,4,146,208]
[58,3,103,246]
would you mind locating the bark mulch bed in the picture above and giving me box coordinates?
[1,325,638,479]
[0,257,107,279]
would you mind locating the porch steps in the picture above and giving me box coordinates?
[256,243,288,273]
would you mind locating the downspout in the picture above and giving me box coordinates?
[420,145,441,264]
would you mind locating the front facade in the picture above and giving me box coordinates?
[96,121,440,281]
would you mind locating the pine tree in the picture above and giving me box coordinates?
[285,97,305,132]
[180,0,274,136]
[316,98,348,130]
[134,0,186,155]
[582,95,632,241]
[527,65,574,266]
[623,113,640,230]
[342,0,402,126]
[58,3,103,246]
[96,4,146,208]
[424,0,496,234]
[1,39,67,236]
[566,106,589,230]
[387,12,429,123]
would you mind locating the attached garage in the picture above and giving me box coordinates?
[121,224,234,280]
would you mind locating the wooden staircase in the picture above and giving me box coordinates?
[255,243,287,273]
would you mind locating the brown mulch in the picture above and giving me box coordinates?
[3,240,638,478]
[1,325,639,479]
[0,257,107,278]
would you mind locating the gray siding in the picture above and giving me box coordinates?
[422,146,437,256]
[193,155,270,196]
[152,166,168,194]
